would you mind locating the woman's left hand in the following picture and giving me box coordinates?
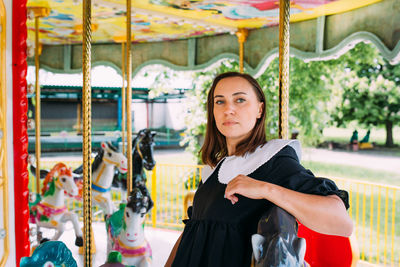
[224,175,266,204]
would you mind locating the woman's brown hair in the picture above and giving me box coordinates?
[200,72,267,167]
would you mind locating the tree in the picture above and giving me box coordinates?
[259,57,336,143]
[332,43,400,147]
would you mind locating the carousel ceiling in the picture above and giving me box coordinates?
[26,0,381,45]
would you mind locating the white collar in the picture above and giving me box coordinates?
[201,139,301,184]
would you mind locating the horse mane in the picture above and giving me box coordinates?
[41,163,70,195]
[132,129,151,153]
[92,149,104,172]
[107,142,118,152]
[126,188,151,215]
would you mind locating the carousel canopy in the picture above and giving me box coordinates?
[26,0,400,76]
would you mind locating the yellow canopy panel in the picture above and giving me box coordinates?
[26,0,381,44]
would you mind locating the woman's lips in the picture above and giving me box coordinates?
[222,121,238,126]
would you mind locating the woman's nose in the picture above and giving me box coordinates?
[223,102,235,114]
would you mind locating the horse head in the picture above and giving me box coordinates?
[101,141,128,174]
[251,206,306,266]
[121,188,152,246]
[42,163,78,197]
[134,129,156,171]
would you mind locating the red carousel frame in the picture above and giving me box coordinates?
[12,0,30,263]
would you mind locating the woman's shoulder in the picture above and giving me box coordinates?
[248,139,301,178]
[256,139,301,163]
[272,143,300,162]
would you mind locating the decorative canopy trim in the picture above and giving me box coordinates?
[31,31,400,78]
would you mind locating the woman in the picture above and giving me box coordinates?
[165,72,353,267]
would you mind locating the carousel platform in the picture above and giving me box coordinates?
[46,222,180,267]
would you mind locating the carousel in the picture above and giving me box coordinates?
[1,0,400,266]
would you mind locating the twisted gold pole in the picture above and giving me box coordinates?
[121,42,126,156]
[82,0,93,265]
[278,0,290,140]
[126,0,133,195]
[34,16,41,193]
[235,28,248,74]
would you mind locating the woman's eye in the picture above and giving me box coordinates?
[215,100,224,105]
[236,98,246,103]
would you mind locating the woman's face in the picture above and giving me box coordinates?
[213,76,263,145]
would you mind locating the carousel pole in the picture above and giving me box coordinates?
[34,16,41,193]
[278,0,290,139]
[126,0,133,194]
[121,42,126,156]
[236,28,248,74]
[82,0,93,265]
[28,7,49,194]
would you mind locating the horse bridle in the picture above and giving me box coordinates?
[103,156,122,168]
[135,136,144,160]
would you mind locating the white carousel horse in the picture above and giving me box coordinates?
[106,188,152,267]
[74,141,128,215]
[29,162,83,247]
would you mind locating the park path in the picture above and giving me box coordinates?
[302,147,400,175]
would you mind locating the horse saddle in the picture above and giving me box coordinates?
[251,205,306,267]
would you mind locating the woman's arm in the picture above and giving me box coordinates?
[164,233,183,267]
[224,175,353,237]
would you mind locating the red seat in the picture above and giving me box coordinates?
[298,223,359,267]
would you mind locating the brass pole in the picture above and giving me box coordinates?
[121,42,126,156]
[82,0,93,265]
[126,0,133,195]
[235,28,248,74]
[278,0,290,139]
[34,16,41,193]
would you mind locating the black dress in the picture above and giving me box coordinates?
[171,146,349,267]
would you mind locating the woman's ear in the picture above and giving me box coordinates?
[257,102,264,119]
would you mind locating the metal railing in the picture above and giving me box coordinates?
[29,161,400,266]
[333,177,400,266]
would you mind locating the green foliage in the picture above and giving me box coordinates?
[259,57,335,144]
[331,43,400,146]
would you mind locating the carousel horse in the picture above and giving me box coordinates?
[74,141,128,215]
[106,188,153,267]
[113,129,156,208]
[29,162,83,247]
[20,240,78,267]
[251,205,306,267]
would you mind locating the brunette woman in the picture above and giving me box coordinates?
[165,72,352,267]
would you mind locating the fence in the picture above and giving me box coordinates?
[333,177,400,266]
[30,161,399,266]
